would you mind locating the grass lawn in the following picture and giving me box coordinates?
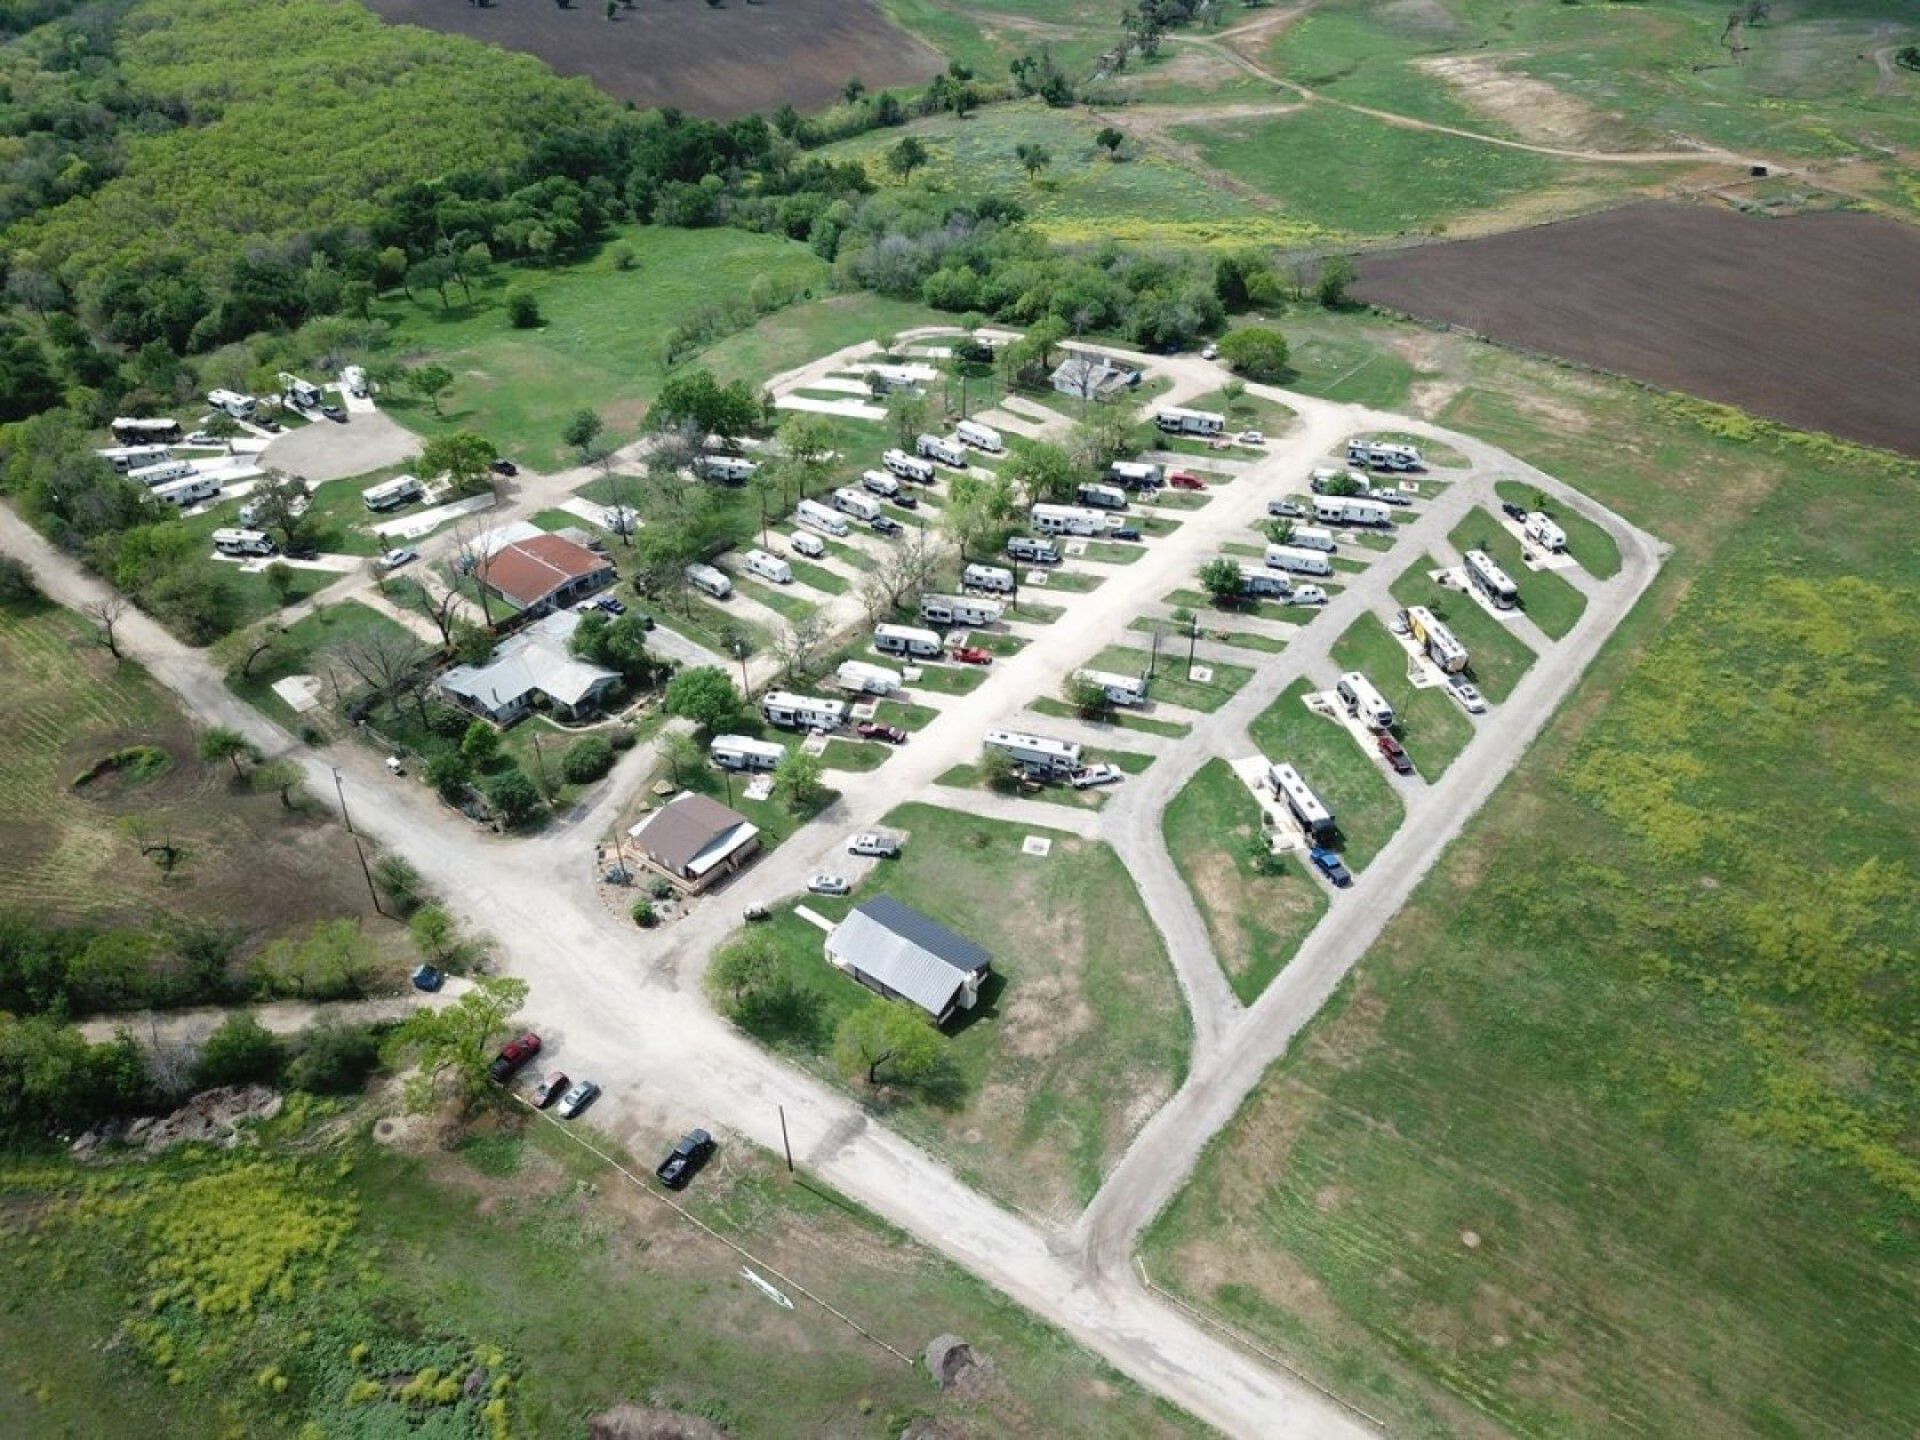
[732,574,818,623]
[1077,541,1143,565]
[874,698,938,732]
[1495,479,1624,580]
[787,557,849,595]
[962,628,1025,658]
[1085,646,1252,713]
[729,802,1191,1217]
[820,737,890,772]
[908,663,990,696]
[1164,759,1328,1004]
[1390,555,1535,703]
[227,599,423,724]
[1451,508,1587,640]
[1136,515,1181,538]
[657,592,771,660]
[1005,598,1065,624]
[1029,696,1192,739]
[1146,489,1211,512]
[1247,679,1404,870]
[1182,387,1296,439]
[936,761,1112,813]
[1034,569,1105,593]
[1330,613,1476,778]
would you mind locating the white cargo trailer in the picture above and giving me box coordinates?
[1264,543,1333,577]
[956,419,1003,453]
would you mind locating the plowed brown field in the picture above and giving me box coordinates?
[1353,203,1920,458]
[365,0,943,119]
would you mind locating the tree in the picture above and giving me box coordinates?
[776,413,834,505]
[484,767,542,826]
[1221,378,1248,415]
[563,408,606,464]
[263,562,297,605]
[709,932,781,1010]
[419,430,499,498]
[0,556,38,606]
[561,735,615,783]
[1064,672,1111,720]
[843,76,867,104]
[1015,142,1053,182]
[249,471,313,553]
[886,136,929,185]
[1264,517,1296,545]
[252,758,303,808]
[1199,556,1245,606]
[1096,126,1125,158]
[286,1020,381,1094]
[461,719,501,766]
[506,290,542,329]
[198,725,258,779]
[979,743,1023,790]
[664,665,744,734]
[886,387,930,448]
[82,596,129,659]
[1216,326,1291,382]
[1316,255,1356,309]
[773,748,826,812]
[341,279,376,321]
[426,750,472,799]
[251,919,379,1000]
[661,729,703,786]
[1067,407,1142,475]
[1898,44,1920,71]
[649,370,758,443]
[1003,441,1076,506]
[398,974,529,1113]
[833,1000,944,1088]
[193,1014,285,1089]
[409,904,459,962]
[406,363,456,416]
[333,632,434,723]
[770,613,828,681]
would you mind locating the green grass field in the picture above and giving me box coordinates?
[1086,646,1251,713]
[1451,507,1587,640]
[1247,678,1404,871]
[1389,555,1536,703]
[728,803,1189,1217]
[1164,759,1328,1004]
[226,599,423,725]
[1028,696,1192,738]
[1329,612,1475,778]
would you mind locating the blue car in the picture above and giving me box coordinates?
[410,964,445,992]
[1308,847,1352,888]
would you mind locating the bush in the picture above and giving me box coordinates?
[373,853,425,915]
[560,735,615,783]
[285,1020,382,1094]
[484,767,542,826]
[0,555,39,606]
[611,242,638,271]
[506,291,541,329]
[194,1014,286,1089]
[609,728,637,753]
[1216,326,1291,382]
[630,899,657,928]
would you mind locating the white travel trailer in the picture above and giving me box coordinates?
[742,549,793,585]
[1464,549,1519,609]
[915,434,966,467]
[962,562,1015,594]
[1287,525,1337,553]
[710,734,785,773]
[795,499,849,537]
[882,448,935,484]
[919,593,1002,627]
[695,453,758,483]
[685,562,733,600]
[207,389,257,419]
[1264,543,1334,577]
[1268,762,1335,841]
[111,417,181,442]
[1524,512,1568,552]
[1030,504,1107,537]
[212,528,276,558]
[98,444,173,472]
[832,487,882,522]
[1406,605,1469,675]
[1237,564,1293,598]
[341,365,368,398]
[362,474,424,512]
[1153,406,1225,437]
[860,469,902,498]
[789,530,827,558]
[761,690,846,732]
[1347,438,1423,471]
[956,419,1003,453]
[149,475,220,508]
[1107,461,1160,490]
[1076,482,1129,511]
[1337,671,1396,732]
[836,660,902,696]
[1313,495,1393,527]
[127,459,197,488]
[873,623,943,659]
[984,728,1082,776]
[1005,535,1058,565]
[1073,668,1147,707]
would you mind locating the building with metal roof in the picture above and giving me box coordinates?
[824,896,992,1026]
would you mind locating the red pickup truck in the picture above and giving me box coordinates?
[1168,471,1207,491]
[1376,734,1415,775]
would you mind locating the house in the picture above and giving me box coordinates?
[436,610,619,726]
[1049,352,1140,402]
[628,792,761,892]
[825,896,992,1026]
[476,532,615,615]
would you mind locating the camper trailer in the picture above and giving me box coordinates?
[212,528,276,558]
[1313,495,1393,527]
[1337,672,1396,732]
[362,474,424,512]
[710,735,785,773]
[111,417,181,443]
[761,690,847,732]
[1524,512,1567,552]
[1264,544,1334,577]
[695,454,758,483]
[685,563,733,600]
[1406,606,1469,675]
[149,475,220,508]
[882,449,935,484]
[341,365,368,398]
[984,728,1082,776]
[789,530,827,558]
[836,660,902,696]
[962,563,1015,594]
[284,377,322,410]
[207,389,257,419]
[1237,565,1293,598]
[1268,763,1335,842]
[1005,535,1059,565]
[1108,461,1160,491]
[127,459,197,489]
[915,434,967,467]
[873,624,943,660]
[1154,406,1226,437]
[1073,668,1148,707]
[1347,438,1423,471]
[1076,482,1129,512]
[795,499,849,538]
[1030,504,1107,537]
[860,469,902,498]
[742,549,793,585]
[97,445,173,473]
[919,593,1002,627]
[831,487,882,523]
[1287,525,1337,553]
[1464,549,1519,609]
[956,419,1003,453]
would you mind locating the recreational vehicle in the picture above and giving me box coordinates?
[789,530,827,558]
[111,417,181,443]
[915,434,966,467]
[761,691,846,732]
[1268,763,1335,841]
[742,549,793,585]
[212,528,276,558]
[873,624,943,660]
[695,454,757,483]
[1347,438,1423,471]
[1264,544,1334,577]
[1077,482,1129,511]
[710,735,784,773]
[882,449,935,484]
[1238,565,1292,598]
[1005,535,1058,565]
[98,445,172,473]
[1337,672,1396,732]
[284,377,322,410]
[685,563,733,600]
[1073,668,1148,707]
[962,563,1015,594]
[206,389,256,419]
[341,365,368,398]
[1406,606,1469,675]
[983,728,1082,776]
[919,593,1002,627]
[362,474,424,512]
[832,487,882,523]
[1313,495,1393,527]
[795,499,850,537]
[127,459,196,488]
[149,475,220,508]
[1288,525,1337,553]
[956,419,1003,453]
[1154,406,1226,437]
[836,660,902,696]
[860,469,902,498]
[1524,512,1567,552]
[1030,504,1107,537]
[1464,549,1519,609]
[1108,461,1160,490]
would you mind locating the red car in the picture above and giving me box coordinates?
[857,721,907,744]
[949,646,993,666]
[488,1031,542,1082]
[1168,471,1206,491]
[1376,734,1415,775]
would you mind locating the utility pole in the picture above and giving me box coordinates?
[734,639,751,694]
[350,832,383,917]
[332,765,354,834]
[778,1104,794,1174]
[529,731,553,800]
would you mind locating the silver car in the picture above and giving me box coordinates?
[1450,679,1488,714]
[556,1080,601,1119]
[807,873,850,896]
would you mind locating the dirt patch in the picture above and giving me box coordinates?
[588,1406,729,1440]
[1416,55,1629,151]
[924,1334,995,1398]
[361,0,944,119]
[1356,204,1920,459]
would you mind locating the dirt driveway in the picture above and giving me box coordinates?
[262,410,421,484]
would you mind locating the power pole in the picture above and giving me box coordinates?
[350,832,384,917]
[778,1104,794,1174]
[529,731,553,799]
[332,765,354,834]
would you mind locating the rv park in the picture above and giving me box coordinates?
[0,323,1663,1438]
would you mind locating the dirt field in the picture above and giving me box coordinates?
[363,0,942,118]
[1352,202,1920,458]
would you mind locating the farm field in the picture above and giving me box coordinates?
[363,0,941,118]
[722,802,1190,1218]
[1143,304,1920,1439]
[0,1110,1201,1440]
[1355,205,1920,459]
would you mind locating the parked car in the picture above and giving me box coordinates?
[1308,847,1353,888]
[1377,734,1415,775]
[656,1128,715,1189]
[556,1080,601,1119]
[409,964,444,993]
[949,645,993,665]
[260,418,283,433]
[530,1071,570,1109]
[1168,471,1206,491]
[377,547,419,571]
[1289,584,1329,606]
[491,458,519,477]
[320,403,347,422]
[1111,526,1142,542]
[1270,499,1307,518]
[488,1031,542,1082]
[893,493,919,510]
[870,515,902,536]
[856,722,907,744]
[1450,678,1488,714]
[1237,430,1265,446]
[183,430,217,446]
[1501,500,1528,522]
[808,873,850,896]
[1070,763,1124,790]
[1369,487,1411,506]
[848,832,901,858]
[595,594,626,615]
[1201,343,1219,360]
[742,904,770,922]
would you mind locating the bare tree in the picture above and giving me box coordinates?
[449,523,498,629]
[83,596,130,659]
[332,631,435,723]
[385,576,466,650]
[771,613,829,681]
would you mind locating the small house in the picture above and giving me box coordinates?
[628,792,761,892]
[1050,352,1140,402]
[825,896,992,1026]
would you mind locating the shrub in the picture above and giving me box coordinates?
[194,1014,287,1089]
[484,768,542,826]
[609,728,637,753]
[0,555,39,605]
[611,242,638,271]
[629,899,656,928]
[506,291,541,329]
[560,735,614,784]
[373,853,425,915]
[285,1020,382,1094]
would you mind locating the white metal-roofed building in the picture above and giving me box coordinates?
[825,896,992,1025]
[436,610,619,726]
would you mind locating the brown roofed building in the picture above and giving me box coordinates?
[478,533,615,615]
[628,792,761,892]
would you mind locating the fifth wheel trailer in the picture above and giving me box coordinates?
[761,690,847,732]
[1524,512,1568,552]
[873,624,943,659]
[1030,504,1107,537]
[1264,544,1334,577]
[983,728,1082,775]
[1406,605,1469,674]
[1464,549,1519,609]
[1336,672,1396,732]
[915,434,967,467]
[1153,406,1225,437]
[1073,668,1148,707]
[919,593,1003,627]
[1267,763,1335,842]
[1313,495,1393,527]
[882,449,936,484]
[710,735,785,773]
[795,499,850,537]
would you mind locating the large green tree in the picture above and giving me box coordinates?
[398,974,530,1113]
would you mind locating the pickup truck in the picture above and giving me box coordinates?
[1376,734,1415,775]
